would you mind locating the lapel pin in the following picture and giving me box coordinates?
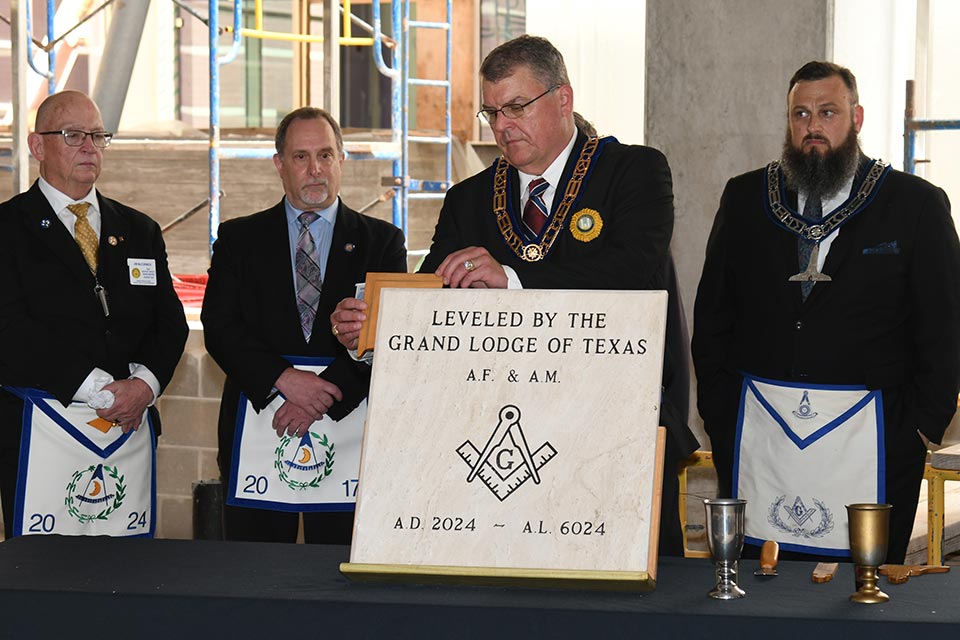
[344,243,356,253]
[40,218,51,229]
[107,236,118,246]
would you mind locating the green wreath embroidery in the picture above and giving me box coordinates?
[274,431,335,490]
[64,465,126,523]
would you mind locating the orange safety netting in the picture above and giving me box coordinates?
[173,274,207,308]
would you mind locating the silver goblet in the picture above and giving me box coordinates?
[704,498,747,599]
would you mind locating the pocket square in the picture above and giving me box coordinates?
[862,240,900,255]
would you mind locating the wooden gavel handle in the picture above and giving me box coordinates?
[812,562,839,583]
[760,540,779,573]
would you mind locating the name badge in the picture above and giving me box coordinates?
[128,258,157,286]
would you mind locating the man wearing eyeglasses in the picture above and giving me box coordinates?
[0,91,188,538]
[331,35,698,555]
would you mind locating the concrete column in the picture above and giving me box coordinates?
[322,0,340,118]
[93,0,152,132]
[645,0,830,444]
[11,0,30,193]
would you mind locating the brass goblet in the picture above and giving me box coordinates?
[846,503,892,604]
[704,498,747,599]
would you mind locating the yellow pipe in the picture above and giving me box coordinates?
[254,0,263,32]
[232,27,373,46]
[343,0,352,39]
[237,27,323,43]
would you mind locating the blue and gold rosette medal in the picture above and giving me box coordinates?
[570,208,602,243]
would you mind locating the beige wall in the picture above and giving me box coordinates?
[527,0,647,144]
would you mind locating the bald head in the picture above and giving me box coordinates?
[34,91,102,132]
[29,91,106,200]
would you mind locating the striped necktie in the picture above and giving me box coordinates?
[67,202,98,272]
[295,211,322,341]
[522,178,550,236]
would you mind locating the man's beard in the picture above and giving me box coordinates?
[781,125,861,199]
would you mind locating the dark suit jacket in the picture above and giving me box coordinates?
[201,199,406,467]
[692,160,960,494]
[0,181,189,432]
[420,133,698,459]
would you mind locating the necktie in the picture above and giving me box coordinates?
[522,178,550,236]
[295,211,322,342]
[67,202,98,272]
[798,195,822,301]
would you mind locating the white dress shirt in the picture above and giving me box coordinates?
[505,129,579,289]
[37,177,160,407]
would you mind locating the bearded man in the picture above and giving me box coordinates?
[692,61,960,563]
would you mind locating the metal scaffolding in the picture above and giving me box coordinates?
[207,0,452,252]
[903,79,960,175]
[3,0,452,254]
[4,0,146,187]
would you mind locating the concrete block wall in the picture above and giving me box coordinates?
[154,324,224,539]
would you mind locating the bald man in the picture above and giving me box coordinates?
[0,91,187,538]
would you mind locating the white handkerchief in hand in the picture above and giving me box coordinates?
[88,389,115,410]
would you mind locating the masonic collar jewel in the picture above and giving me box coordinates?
[789,243,832,285]
[769,158,890,285]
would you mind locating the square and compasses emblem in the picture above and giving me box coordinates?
[457,404,557,501]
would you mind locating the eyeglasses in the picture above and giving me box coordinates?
[477,85,560,124]
[36,129,114,149]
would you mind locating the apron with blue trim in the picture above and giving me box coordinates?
[9,387,155,537]
[227,358,365,512]
[733,374,884,556]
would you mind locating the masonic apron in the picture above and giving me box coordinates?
[227,357,365,512]
[9,387,155,537]
[733,374,884,556]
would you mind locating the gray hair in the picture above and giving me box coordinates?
[275,107,344,155]
[480,35,570,89]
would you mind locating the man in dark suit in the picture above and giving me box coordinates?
[693,61,960,563]
[331,35,698,556]
[202,107,406,544]
[0,91,188,538]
